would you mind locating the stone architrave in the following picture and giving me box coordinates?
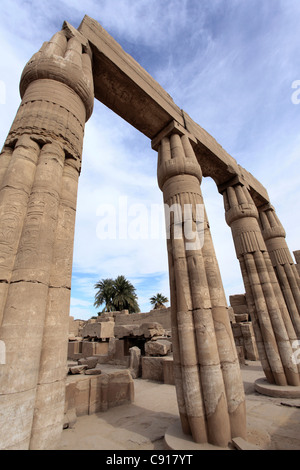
[0,26,94,450]
[154,125,246,447]
[258,203,300,337]
[219,181,300,387]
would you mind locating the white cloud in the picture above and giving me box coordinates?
[0,1,299,321]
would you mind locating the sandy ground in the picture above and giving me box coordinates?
[57,361,300,451]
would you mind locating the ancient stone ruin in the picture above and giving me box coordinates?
[0,16,299,450]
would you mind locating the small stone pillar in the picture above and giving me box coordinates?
[153,123,246,447]
[219,180,300,387]
[0,24,94,450]
[258,204,300,337]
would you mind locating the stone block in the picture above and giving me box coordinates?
[145,339,172,356]
[129,346,141,378]
[70,379,90,417]
[236,345,245,364]
[84,368,102,375]
[232,323,242,338]
[138,322,165,338]
[78,356,99,369]
[235,313,249,322]
[229,294,247,306]
[232,305,248,315]
[240,322,259,361]
[89,374,109,414]
[63,409,77,429]
[81,321,115,339]
[81,341,109,357]
[163,357,175,385]
[107,370,134,408]
[114,324,138,339]
[228,306,235,323]
[67,341,83,360]
[69,365,87,374]
[65,370,134,417]
[142,356,165,382]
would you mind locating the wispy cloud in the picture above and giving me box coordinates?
[0,1,299,320]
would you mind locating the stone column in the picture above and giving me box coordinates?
[219,180,300,387]
[153,125,246,447]
[258,203,300,337]
[0,25,94,450]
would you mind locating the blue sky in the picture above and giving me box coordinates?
[0,0,299,320]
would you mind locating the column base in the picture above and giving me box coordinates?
[164,419,230,450]
[164,419,269,450]
[255,377,300,398]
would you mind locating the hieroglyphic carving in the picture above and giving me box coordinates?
[220,182,300,386]
[156,127,246,447]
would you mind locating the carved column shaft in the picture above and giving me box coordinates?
[221,182,300,387]
[156,130,246,447]
[259,204,300,337]
[0,28,94,450]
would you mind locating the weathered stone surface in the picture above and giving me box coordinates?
[0,24,94,451]
[114,321,165,339]
[1,12,299,452]
[128,346,141,378]
[68,369,133,415]
[228,306,236,323]
[81,321,115,339]
[82,341,109,357]
[156,129,246,446]
[259,205,300,338]
[142,356,166,382]
[163,357,175,385]
[114,307,171,330]
[221,182,300,387]
[145,339,172,356]
[84,368,102,375]
[63,409,77,429]
[235,314,249,323]
[240,322,259,361]
[138,322,165,338]
[78,356,99,369]
[69,365,87,374]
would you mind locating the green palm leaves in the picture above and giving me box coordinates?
[94,275,140,313]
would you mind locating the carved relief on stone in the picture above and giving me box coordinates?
[5,30,94,163]
[220,182,300,387]
[156,127,246,447]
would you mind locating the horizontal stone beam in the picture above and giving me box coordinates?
[78,15,269,205]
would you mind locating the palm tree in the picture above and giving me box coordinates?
[112,275,140,313]
[94,275,140,314]
[150,293,169,309]
[94,278,115,312]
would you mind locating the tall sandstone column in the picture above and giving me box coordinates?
[219,180,300,387]
[258,203,300,337]
[155,128,246,447]
[0,27,94,449]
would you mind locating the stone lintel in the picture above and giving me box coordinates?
[257,202,275,212]
[217,174,250,194]
[151,120,197,151]
[77,15,270,204]
[62,21,91,56]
